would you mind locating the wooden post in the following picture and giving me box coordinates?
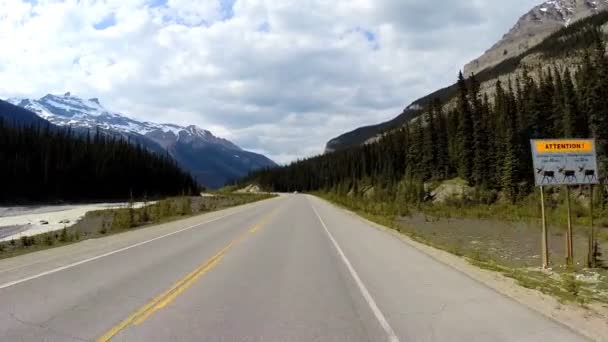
[540,186,549,269]
[565,186,574,265]
[587,184,596,268]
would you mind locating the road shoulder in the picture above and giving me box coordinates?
[312,195,608,342]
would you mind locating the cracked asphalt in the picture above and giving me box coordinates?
[0,194,588,341]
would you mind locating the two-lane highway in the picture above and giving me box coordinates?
[0,195,587,341]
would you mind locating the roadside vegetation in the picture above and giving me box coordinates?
[0,193,274,260]
[316,190,608,306]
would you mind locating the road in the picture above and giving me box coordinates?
[0,194,587,341]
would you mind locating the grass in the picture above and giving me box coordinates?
[0,193,275,260]
[315,191,608,305]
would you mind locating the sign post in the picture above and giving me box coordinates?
[565,186,573,265]
[530,139,599,268]
[588,185,596,268]
[540,186,549,269]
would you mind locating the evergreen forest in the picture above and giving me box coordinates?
[0,121,200,203]
[245,33,608,205]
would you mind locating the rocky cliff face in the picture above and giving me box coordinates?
[464,0,608,76]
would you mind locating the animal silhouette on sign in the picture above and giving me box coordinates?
[578,164,597,183]
[535,167,556,184]
[558,166,577,183]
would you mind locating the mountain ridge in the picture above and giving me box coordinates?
[8,93,276,188]
[464,0,608,76]
[325,2,608,153]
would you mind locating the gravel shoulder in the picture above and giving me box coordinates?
[320,197,608,342]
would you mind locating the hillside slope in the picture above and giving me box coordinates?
[326,6,608,152]
[465,0,608,76]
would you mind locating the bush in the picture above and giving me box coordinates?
[181,197,192,216]
[112,209,134,231]
[20,236,35,247]
[44,233,54,246]
[59,228,69,242]
[562,272,580,298]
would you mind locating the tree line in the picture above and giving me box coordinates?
[0,121,200,203]
[245,33,608,204]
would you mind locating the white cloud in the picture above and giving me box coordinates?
[0,0,540,164]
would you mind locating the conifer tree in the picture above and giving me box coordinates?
[456,71,474,183]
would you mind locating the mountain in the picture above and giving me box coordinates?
[7,93,276,189]
[245,9,608,204]
[0,99,52,128]
[0,99,198,203]
[325,2,608,152]
[325,104,422,153]
[464,0,608,76]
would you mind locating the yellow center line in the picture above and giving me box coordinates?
[96,205,284,342]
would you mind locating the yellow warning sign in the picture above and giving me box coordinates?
[536,140,594,154]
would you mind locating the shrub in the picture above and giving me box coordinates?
[181,197,192,216]
[44,233,54,246]
[20,236,35,247]
[59,228,69,242]
[562,272,580,298]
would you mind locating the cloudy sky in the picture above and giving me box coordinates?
[0,0,541,163]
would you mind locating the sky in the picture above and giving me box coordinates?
[0,0,541,164]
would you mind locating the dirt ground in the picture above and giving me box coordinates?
[398,213,607,269]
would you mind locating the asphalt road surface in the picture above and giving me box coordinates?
[0,194,588,341]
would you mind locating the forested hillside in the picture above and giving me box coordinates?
[0,119,199,203]
[246,32,608,204]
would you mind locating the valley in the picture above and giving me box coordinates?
[3,1,608,341]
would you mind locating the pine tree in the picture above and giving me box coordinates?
[456,71,474,183]
[502,80,521,203]
[552,66,566,137]
[422,103,438,180]
[434,100,450,179]
[469,75,489,186]
[562,69,587,138]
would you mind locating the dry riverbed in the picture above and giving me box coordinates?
[0,193,274,259]
[0,202,151,241]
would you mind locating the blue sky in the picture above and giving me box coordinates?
[0,0,542,163]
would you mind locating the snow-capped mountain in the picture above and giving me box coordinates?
[464,0,608,75]
[7,93,240,151]
[7,93,276,188]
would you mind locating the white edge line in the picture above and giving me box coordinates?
[0,203,262,290]
[309,198,400,342]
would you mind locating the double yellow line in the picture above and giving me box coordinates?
[97,206,283,342]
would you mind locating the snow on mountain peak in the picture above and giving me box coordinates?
[535,0,608,24]
[7,93,241,150]
[464,0,608,75]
